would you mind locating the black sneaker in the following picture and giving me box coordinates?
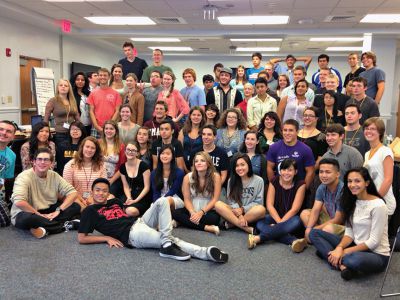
[64,219,80,232]
[341,268,356,281]
[159,243,191,261]
[207,246,229,263]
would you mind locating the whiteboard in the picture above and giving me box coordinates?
[34,78,55,116]
[31,67,55,117]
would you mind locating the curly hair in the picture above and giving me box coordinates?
[217,108,247,130]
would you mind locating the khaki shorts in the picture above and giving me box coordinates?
[304,208,345,236]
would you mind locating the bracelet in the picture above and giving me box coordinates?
[201,209,206,215]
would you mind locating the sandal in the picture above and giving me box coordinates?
[247,234,256,250]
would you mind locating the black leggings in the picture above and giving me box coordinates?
[14,202,81,235]
[172,208,220,231]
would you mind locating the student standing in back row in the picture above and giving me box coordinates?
[87,68,122,139]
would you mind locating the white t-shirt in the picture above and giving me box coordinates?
[364,146,396,215]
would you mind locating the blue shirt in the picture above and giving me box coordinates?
[312,67,343,92]
[180,85,206,107]
[315,181,344,219]
[0,147,16,179]
[246,67,264,85]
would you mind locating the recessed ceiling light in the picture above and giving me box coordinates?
[218,16,289,25]
[85,16,155,25]
[230,38,283,42]
[236,47,280,52]
[131,38,181,42]
[148,47,193,51]
[310,37,363,42]
[360,14,400,23]
[326,47,363,51]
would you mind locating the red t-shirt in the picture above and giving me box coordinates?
[87,87,122,127]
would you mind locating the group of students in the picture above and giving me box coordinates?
[0,46,396,281]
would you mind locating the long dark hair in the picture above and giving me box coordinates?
[29,121,51,160]
[341,167,382,225]
[322,90,339,117]
[228,153,254,206]
[182,106,206,135]
[239,130,262,154]
[71,72,90,97]
[154,145,178,192]
[258,111,282,137]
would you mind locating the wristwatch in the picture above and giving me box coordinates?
[55,207,62,213]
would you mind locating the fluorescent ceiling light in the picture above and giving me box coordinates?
[236,47,280,52]
[218,16,289,25]
[326,47,363,51]
[360,14,400,23]
[310,37,363,42]
[85,16,155,25]
[230,38,283,42]
[131,38,181,42]
[148,47,193,51]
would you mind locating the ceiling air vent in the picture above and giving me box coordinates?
[154,17,187,24]
[198,47,210,51]
[324,15,356,22]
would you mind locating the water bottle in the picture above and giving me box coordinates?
[387,134,394,146]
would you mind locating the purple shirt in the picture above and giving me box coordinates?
[266,140,315,180]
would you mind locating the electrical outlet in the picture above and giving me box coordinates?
[6,96,12,103]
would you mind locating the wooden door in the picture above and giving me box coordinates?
[20,57,42,125]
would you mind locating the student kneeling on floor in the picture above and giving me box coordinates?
[78,178,229,263]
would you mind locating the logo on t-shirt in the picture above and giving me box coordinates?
[106,94,116,103]
[97,204,128,220]
[292,151,299,158]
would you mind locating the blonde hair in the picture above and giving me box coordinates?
[55,79,78,114]
[100,120,122,156]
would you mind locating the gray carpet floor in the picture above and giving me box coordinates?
[0,226,399,300]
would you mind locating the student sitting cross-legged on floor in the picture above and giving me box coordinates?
[172,151,221,235]
[309,167,390,281]
[150,144,185,213]
[291,158,345,253]
[248,158,306,250]
[10,148,81,238]
[78,178,228,263]
[215,153,266,233]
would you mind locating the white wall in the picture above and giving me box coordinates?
[0,17,120,123]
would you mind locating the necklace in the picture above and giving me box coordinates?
[368,143,382,160]
[300,127,317,140]
[353,97,366,109]
[344,126,361,147]
[324,109,333,128]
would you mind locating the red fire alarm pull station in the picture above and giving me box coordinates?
[6,48,11,57]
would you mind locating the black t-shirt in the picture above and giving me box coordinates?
[344,67,365,89]
[57,142,79,175]
[79,198,137,246]
[313,92,349,112]
[189,146,229,174]
[120,161,150,200]
[151,138,184,158]
[118,57,148,80]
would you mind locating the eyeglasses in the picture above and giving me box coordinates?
[303,114,316,119]
[35,157,51,163]
[364,127,378,132]
[125,149,138,154]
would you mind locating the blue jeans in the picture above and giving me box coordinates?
[256,215,302,245]
[309,229,389,274]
